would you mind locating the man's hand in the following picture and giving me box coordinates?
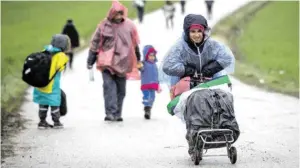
[87,50,97,68]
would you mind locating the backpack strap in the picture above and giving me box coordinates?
[48,51,67,82]
[49,62,67,82]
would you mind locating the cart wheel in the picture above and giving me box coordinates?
[194,150,201,165]
[229,147,237,164]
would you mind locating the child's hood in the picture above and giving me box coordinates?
[50,34,70,52]
[143,45,157,62]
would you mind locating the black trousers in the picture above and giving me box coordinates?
[102,70,126,117]
[137,6,144,23]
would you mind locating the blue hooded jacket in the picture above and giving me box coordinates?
[140,45,159,90]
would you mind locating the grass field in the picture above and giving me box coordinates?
[212,1,299,96]
[236,1,299,95]
[1,1,165,115]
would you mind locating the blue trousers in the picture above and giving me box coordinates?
[142,90,156,107]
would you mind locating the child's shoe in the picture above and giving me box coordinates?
[144,106,151,120]
[53,121,64,129]
[51,112,63,129]
[38,120,51,129]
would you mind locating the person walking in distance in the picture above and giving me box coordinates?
[133,0,146,23]
[61,19,80,69]
[180,0,186,15]
[205,0,214,20]
[162,0,176,29]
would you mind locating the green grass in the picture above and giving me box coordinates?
[212,1,299,97]
[236,1,299,95]
[1,1,164,114]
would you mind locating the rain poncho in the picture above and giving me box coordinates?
[159,35,235,89]
[159,14,235,89]
[89,0,140,78]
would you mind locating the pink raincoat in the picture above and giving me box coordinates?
[90,0,140,79]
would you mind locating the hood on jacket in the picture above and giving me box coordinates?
[183,14,211,53]
[107,0,128,22]
[143,45,157,62]
[50,34,70,52]
[183,14,208,35]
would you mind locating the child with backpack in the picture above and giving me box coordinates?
[139,45,161,119]
[23,34,70,129]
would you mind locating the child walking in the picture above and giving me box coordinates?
[139,45,161,119]
[33,34,70,129]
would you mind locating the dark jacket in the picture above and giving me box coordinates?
[62,22,80,48]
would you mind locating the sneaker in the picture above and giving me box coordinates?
[115,116,123,122]
[38,120,51,129]
[104,114,114,121]
[53,121,64,129]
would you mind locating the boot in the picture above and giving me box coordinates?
[38,109,51,129]
[53,121,63,129]
[114,116,123,122]
[38,120,51,129]
[144,106,151,120]
[51,112,63,129]
[104,114,115,121]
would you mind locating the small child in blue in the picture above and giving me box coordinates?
[139,45,161,119]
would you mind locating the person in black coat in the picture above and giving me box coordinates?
[180,0,186,15]
[205,0,214,20]
[62,19,80,69]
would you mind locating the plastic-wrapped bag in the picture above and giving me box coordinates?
[170,76,190,99]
